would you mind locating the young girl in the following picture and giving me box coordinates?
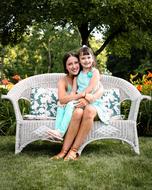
[48,46,109,141]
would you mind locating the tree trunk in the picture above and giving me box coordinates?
[95,27,128,56]
[78,23,90,46]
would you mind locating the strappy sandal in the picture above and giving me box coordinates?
[50,150,67,160]
[64,149,79,161]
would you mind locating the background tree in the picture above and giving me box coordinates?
[2,23,81,77]
[0,1,151,136]
[106,47,152,80]
[1,0,152,80]
[1,0,152,55]
[2,23,107,78]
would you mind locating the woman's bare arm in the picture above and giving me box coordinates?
[58,77,84,104]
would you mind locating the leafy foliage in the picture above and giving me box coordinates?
[2,23,81,77]
[106,48,152,80]
[0,94,16,135]
[131,72,152,135]
[0,93,30,136]
[120,72,152,136]
[1,0,152,56]
[0,77,30,135]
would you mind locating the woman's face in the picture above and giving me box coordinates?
[66,56,80,76]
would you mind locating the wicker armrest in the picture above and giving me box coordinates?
[1,94,23,121]
[140,94,151,101]
[128,94,151,121]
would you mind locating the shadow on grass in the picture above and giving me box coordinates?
[23,139,135,157]
[0,136,138,157]
[0,136,62,157]
[24,141,62,155]
[82,140,135,157]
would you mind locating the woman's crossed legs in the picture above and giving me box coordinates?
[51,107,83,160]
[64,105,97,160]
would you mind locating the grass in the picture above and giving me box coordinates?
[0,136,152,190]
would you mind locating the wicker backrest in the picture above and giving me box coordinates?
[7,73,141,102]
[7,73,65,100]
[101,75,141,102]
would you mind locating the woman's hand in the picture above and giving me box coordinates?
[85,93,94,103]
[78,91,85,98]
[76,98,89,108]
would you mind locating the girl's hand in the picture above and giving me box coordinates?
[76,98,89,108]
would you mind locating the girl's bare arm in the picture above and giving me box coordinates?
[85,84,104,103]
[84,68,100,94]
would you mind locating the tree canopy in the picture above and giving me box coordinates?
[1,0,152,56]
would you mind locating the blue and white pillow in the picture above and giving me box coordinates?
[28,87,120,120]
[45,88,58,117]
[29,87,58,119]
[101,88,120,118]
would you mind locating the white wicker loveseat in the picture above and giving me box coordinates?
[1,73,151,155]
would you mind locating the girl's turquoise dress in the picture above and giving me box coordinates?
[77,70,110,124]
[54,69,110,137]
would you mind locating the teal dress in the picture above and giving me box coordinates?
[55,70,110,137]
[54,84,77,137]
[77,70,110,124]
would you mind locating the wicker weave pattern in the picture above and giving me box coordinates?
[1,73,151,154]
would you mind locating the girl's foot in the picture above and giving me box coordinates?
[64,148,79,161]
[50,150,67,160]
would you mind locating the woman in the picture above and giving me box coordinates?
[51,49,104,160]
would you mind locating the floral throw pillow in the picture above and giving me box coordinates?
[29,87,58,118]
[101,88,120,118]
[45,88,58,117]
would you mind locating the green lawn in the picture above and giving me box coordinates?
[0,136,152,190]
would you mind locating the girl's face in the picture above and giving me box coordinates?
[79,53,94,69]
[66,56,80,76]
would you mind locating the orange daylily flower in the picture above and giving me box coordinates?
[147,71,152,78]
[7,83,14,90]
[2,79,9,85]
[12,75,21,81]
[137,85,142,92]
[144,81,152,85]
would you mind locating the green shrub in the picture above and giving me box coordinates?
[0,78,30,135]
[0,93,30,135]
[130,72,152,136]
[0,92,16,135]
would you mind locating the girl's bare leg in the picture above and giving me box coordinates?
[51,108,83,159]
[64,105,97,160]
